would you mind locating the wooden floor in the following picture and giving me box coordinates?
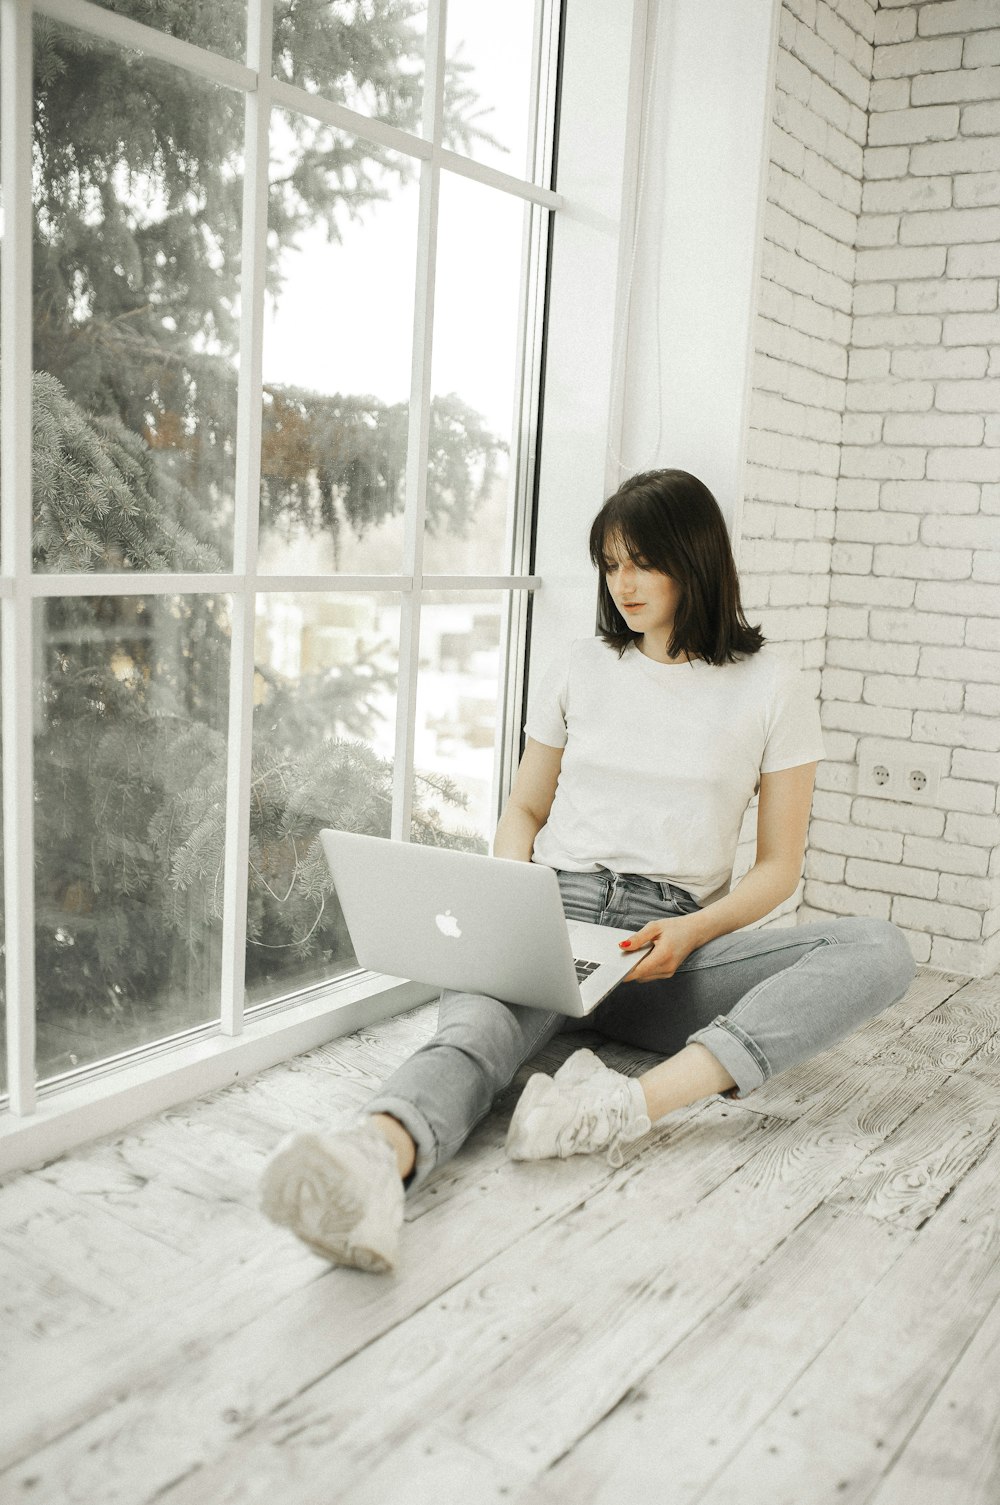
[2,965,999,1505]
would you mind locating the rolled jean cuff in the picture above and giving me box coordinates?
[687,1016,769,1100]
[364,1093,439,1193]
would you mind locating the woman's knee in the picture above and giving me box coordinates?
[830,915,916,998]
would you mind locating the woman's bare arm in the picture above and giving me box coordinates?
[492,738,564,863]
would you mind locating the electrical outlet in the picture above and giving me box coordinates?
[857,746,943,805]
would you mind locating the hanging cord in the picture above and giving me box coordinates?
[606,0,664,484]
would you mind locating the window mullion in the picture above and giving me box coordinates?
[219,0,273,1038]
[390,0,447,844]
[1,0,37,1115]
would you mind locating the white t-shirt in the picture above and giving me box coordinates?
[524,637,825,906]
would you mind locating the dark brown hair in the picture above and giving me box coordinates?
[589,469,764,665]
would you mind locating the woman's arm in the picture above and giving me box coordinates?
[623,761,818,981]
[492,738,564,863]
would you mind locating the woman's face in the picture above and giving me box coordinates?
[602,535,683,646]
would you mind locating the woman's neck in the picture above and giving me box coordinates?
[636,634,693,666]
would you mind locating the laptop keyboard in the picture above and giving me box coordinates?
[573,958,601,983]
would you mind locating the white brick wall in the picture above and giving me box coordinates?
[743,0,1000,976]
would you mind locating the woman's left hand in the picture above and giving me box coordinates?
[620,915,703,982]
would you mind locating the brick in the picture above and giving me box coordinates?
[964,31,1000,68]
[812,788,854,823]
[820,730,859,764]
[839,447,926,479]
[883,413,983,445]
[913,708,1000,751]
[954,172,1000,208]
[828,638,920,674]
[935,379,1000,412]
[972,550,1000,583]
[892,895,982,940]
[874,7,918,45]
[913,65,1000,105]
[953,747,1000,782]
[853,284,896,316]
[863,673,964,711]
[947,244,1000,278]
[809,71,853,137]
[817,0,862,63]
[873,38,963,79]
[944,312,1000,346]
[861,176,951,213]
[836,511,918,544]
[760,606,829,641]
[965,683,1000,717]
[827,604,870,638]
[813,824,903,860]
[830,576,915,607]
[939,875,995,909]
[921,515,999,549]
[822,665,865,700]
[831,540,874,572]
[821,700,914,736]
[896,927,933,963]
[868,105,960,145]
[835,478,881,509]
[913,140,1000,180]
[815,759,858,795]
[834,52,874,114]
[869,78,912,113]
[849,350,893,380]
[874,544,972,579]
[901,207,1000,246]
[846,857,938,898]
[916,580,1000,617]
[895,280,998,315]
[927,448,1000,481]
[869,609,965,645]
[805,849,848,883]
[879,478,981,512]
[849,307,939,340]
[852,796,946,837]
[962,101,1000,137]
[981,484,1000,512]
[965,618,1000,653]
[929,936,989,972]
[842,413,883,444]
[918,1,1000,37]
[856,214,900,249]
[891,346,989,379]
[863,145,911,179]
[946,810,1000,847]
[903,833,990,876]
[939,779,998,817]
[846,380,932,411]
[854,250,946,285]
[804,880,892,918]
[922,644,1000,682]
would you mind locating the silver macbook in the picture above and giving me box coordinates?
[320,831,651,1018]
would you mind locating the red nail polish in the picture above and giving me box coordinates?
[620,940,630,948]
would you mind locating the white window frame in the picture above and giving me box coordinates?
[0,0,647,1172]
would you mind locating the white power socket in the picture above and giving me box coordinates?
[857,747,943,805]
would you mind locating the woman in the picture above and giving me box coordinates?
[260,469,915,1273]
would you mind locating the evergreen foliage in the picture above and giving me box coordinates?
[21,0,500,1060]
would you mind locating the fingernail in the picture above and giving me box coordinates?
[619,940,630,948]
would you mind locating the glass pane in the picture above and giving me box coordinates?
[423,175,528,575]
[445,0,541,179]
[33,19,242,572]
[259,116,420,574]
[411,592,506,851]
[246,592,400,1006]
[34,595,231,1081]
[272,0,426,132]
[82,1,248,61]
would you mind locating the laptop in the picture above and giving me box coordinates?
[320,830,652,1017]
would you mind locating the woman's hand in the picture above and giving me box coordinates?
[620,914,704,982]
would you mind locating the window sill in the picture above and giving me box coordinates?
[0,971,436,1177]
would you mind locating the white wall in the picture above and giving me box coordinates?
[615,0,783,530]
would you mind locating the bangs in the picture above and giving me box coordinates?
[588,499,676,576]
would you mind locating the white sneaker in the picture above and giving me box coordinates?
[506,1049,652,1168]
[259,1120,404,1273]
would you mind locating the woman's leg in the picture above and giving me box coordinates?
[593,914,917,1108]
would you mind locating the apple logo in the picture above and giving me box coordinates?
[435,910,462,939]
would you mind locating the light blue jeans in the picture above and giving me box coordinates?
[367,868,916,1189]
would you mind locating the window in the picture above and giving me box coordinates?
[0,0,642,1166]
